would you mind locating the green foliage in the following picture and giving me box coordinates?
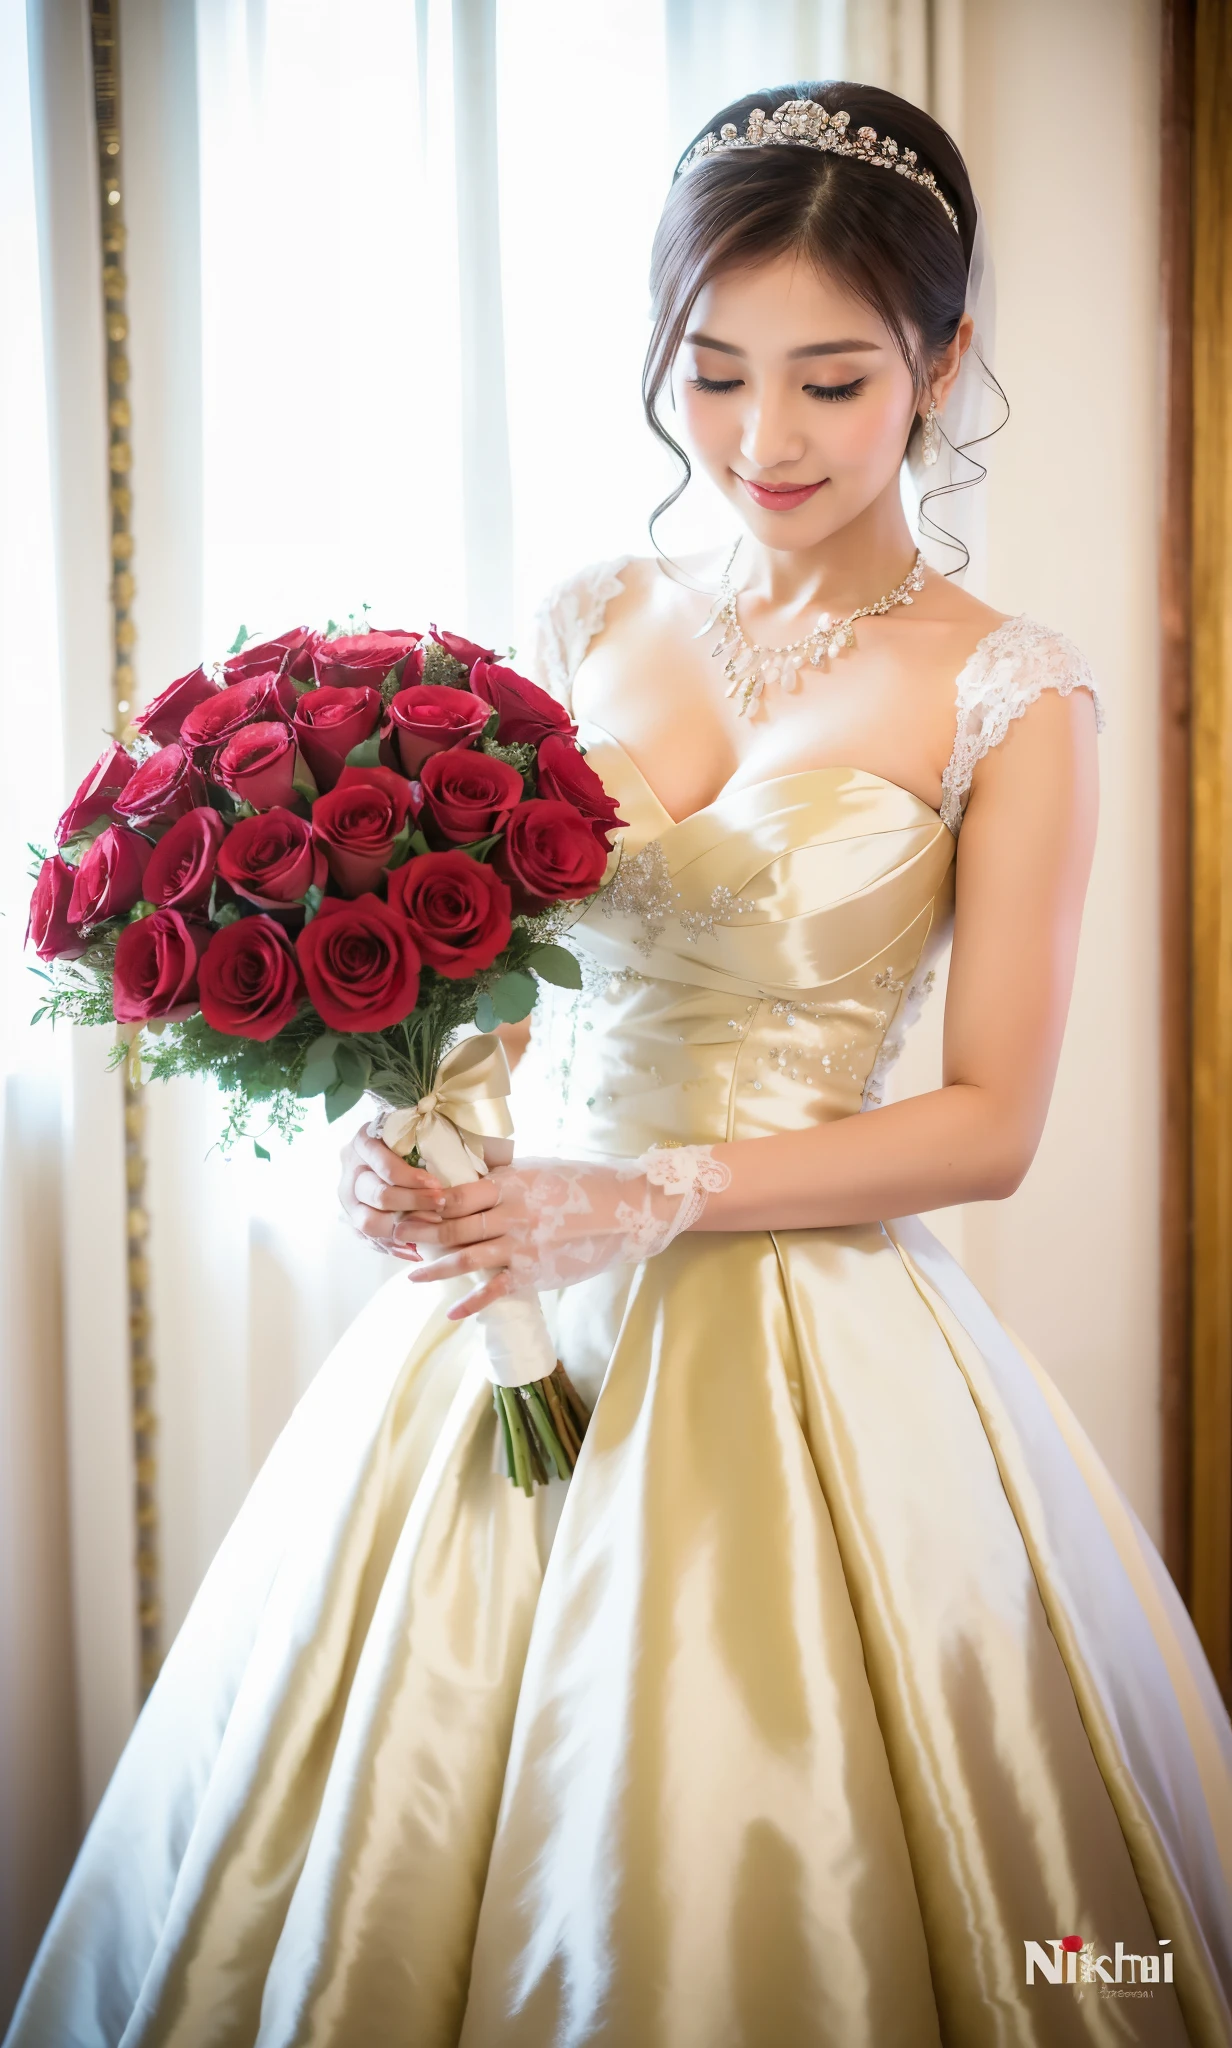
[30,942,119,1030]
[420,641,468,688]
[384,820,413,869]
[525,942,583,989]
[322,605,372,641]
[343,734,382,770]
[291,751,320,800]
[227,624,252,654]
[480,735,537,790]
[487,970,537,1023]
[58,816,111,867]
[207,887,242,927]
[296,1030,342,1097]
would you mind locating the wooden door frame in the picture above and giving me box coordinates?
[1160,0,1232,1704]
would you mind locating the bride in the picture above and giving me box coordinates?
[10,80,1232,2048]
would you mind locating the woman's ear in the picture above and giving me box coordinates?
[927,309,974,417]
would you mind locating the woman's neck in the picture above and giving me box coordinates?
[733,477,919,626]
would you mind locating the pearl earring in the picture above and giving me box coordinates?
[921,401,940,467]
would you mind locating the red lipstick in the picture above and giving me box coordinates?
[737,476,826,511]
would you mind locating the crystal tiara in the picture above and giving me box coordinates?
[677,99,961,236]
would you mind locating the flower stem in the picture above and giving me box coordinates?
[495,1384,535,1496]
[492,1365,591,1491]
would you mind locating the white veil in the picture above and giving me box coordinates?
[904,195,1002,590]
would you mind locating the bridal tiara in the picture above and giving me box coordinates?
[677,99,961,236]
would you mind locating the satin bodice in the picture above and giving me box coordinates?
[527,722,957,1158]
[525,566,1103,1163]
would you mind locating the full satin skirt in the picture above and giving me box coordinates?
[9,1221,1232,2048]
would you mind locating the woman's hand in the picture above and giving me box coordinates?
[337,1120,440,1260]
[337,1121,515,1261]
[405,1148,730,1318]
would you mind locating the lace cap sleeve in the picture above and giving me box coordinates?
[528,557,632,712]
[939,615,1105,836]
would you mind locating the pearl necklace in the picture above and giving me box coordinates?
[702,543,926,716]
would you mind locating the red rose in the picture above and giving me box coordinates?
[388,851,511,978]
[497,798,608,910]
[180,672,293,766]
[295,895,420,1032]
[112,909,208,1023]
[215,807,326,909]
[469,660,575,745]
[215,721,299,810]
[313,631,423,691]
[310,766,414,897]
[535,732,627,848]
[292,685,382,792]
[56,740,136,843]
[143,807,227,914]
[27,856,88,961]
[384,684,490,776]
[225,626,319,684]
[111,743,206,834]
[67,825,152,926]
[418,748,523,846]
[429,624,495,672]
[132,666,220,747]
[198,916,302,1040]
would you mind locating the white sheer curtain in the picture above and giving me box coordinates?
[169,0,934,1651]
[2,0,932,2016]
[0,0,78,2001]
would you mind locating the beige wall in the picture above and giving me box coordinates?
[892,0,1164,1540]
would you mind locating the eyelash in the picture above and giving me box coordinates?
[689,374,866,402]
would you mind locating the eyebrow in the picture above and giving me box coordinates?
[685,331,881,359]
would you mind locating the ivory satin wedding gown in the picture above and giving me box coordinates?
[10,561,1232,2048]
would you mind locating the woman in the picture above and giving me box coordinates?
[10,81,1232,2048]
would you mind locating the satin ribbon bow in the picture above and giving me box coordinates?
[378,1031,559,1391]
[380,1032,514,1187]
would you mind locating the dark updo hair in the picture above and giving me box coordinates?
[644,80,1000,569]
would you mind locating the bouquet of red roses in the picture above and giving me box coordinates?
[28,616,625,1492]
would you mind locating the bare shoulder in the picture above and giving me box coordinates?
[919,571,1009,639]
[907,568,1012,668]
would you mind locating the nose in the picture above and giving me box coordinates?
[739,382,807,473]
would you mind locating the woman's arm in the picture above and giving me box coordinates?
[496,1018,531,1071]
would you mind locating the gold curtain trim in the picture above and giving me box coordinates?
[88,0,162,1696]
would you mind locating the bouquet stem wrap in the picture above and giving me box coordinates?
[379,1033,589,1494]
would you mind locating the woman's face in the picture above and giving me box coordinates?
[675,252,925,549]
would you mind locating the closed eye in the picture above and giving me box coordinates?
[804,377,866,401]
[690,373,867,401]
